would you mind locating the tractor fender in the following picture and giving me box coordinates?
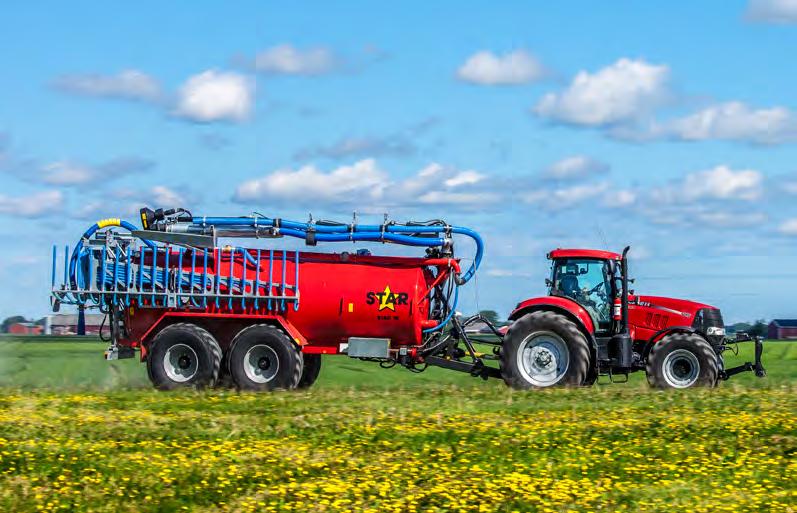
[509,297,596,334]
[641,326,697,360]
[508,297,598,357]
[136,311,307,361]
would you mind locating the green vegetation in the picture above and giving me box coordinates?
[1,335,794,390]
[0,337,794,512]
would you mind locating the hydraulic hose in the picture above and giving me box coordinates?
[187,216,484,285]
[69,219,154,288]
[422,283,459,334]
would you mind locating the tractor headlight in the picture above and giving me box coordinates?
[706,326,725,337]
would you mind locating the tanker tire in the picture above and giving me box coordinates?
[228,324,302,391]
[147,323,222,391]
[646,332,718,389]
[500,311,591,390]
[297,354,322,389]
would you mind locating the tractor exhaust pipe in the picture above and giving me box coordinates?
[610,246,634,369]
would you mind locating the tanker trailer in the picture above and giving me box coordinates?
[50,209,498,390]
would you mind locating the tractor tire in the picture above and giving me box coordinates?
[646,332,718,389]
[500,311,591,389]
[228,324,303,391]
[147,323,222,390]
[297,353,322,389]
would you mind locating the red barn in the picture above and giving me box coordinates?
[7,322,43,335]
[768,319,797,340]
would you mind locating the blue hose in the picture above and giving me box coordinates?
[190,216,484,285]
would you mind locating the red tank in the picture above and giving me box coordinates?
[119,247,459,358]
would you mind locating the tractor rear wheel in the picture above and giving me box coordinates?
[646,332,718,389]
[147,323,222,390]
[228,324,303,391]
[500,311,591,389]
[297,353,322,389]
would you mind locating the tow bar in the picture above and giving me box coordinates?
[720,333,766,380]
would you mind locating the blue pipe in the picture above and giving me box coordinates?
[188,216,483,285]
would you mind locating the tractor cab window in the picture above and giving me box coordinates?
[550,258,613,332]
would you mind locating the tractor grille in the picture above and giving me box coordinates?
[693,308,724,345]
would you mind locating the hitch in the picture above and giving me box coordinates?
[720,333,766,380]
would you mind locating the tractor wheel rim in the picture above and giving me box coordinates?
[662,349,700,388]
[517,331,570,387]
[244,345,279,384]
[163,343,199,383]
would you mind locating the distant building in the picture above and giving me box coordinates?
[45,313,107,336]
[8,322,43,335]
[768,319,797,340]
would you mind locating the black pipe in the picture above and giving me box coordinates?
[621,246,631,334]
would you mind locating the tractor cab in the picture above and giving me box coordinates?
[547,249,624,336]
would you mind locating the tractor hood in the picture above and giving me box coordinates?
[629,295,723,339]
[632,295,716,318]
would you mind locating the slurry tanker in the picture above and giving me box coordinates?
[50,207,765,390]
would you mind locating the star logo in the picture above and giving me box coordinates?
[378,285,396,311]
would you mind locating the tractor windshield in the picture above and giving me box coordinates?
[550,258,613,331]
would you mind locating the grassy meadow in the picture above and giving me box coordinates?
[0,336,795,512]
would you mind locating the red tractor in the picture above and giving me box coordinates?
[501,248,765,389]
[50,209,765,391]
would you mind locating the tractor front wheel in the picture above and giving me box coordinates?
[500,311,591,389]
[646,332,718,389]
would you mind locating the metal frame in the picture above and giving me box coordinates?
[51,232,301,312]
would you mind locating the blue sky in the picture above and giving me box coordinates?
[2,0,797,323]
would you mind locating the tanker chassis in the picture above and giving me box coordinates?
[50,208,765,391]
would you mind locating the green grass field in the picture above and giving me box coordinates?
[1,335,795,390]
[0,336,795,512]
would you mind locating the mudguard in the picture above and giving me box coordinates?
[509,296,596,335]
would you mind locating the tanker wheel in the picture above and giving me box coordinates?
[500,311,591,389]
[228,324,302,391]
[297,354,322,389]
[147,323,222,390]
[646,332,718,389]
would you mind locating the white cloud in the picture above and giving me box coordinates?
[444,170,485,187]
[653,165,763,203]
[236,159,387,204]
[665,102,797,144]
[535,58,670,126]
[695,211,767,228]
[295,136,415,160]
[39,157,153,187]
[0,190,64,218]
[603,189,637,208]
[747,0,797,23]
[683,166,763,200]
[53,70,161,101]
[523,182,610,211]
[174,70,254,123]
[254,45,340,75]
[457,50,545,85]
[543,156,609,181]
[778,218,797,235]
[233,159,492,209]
[75,186,188,220]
